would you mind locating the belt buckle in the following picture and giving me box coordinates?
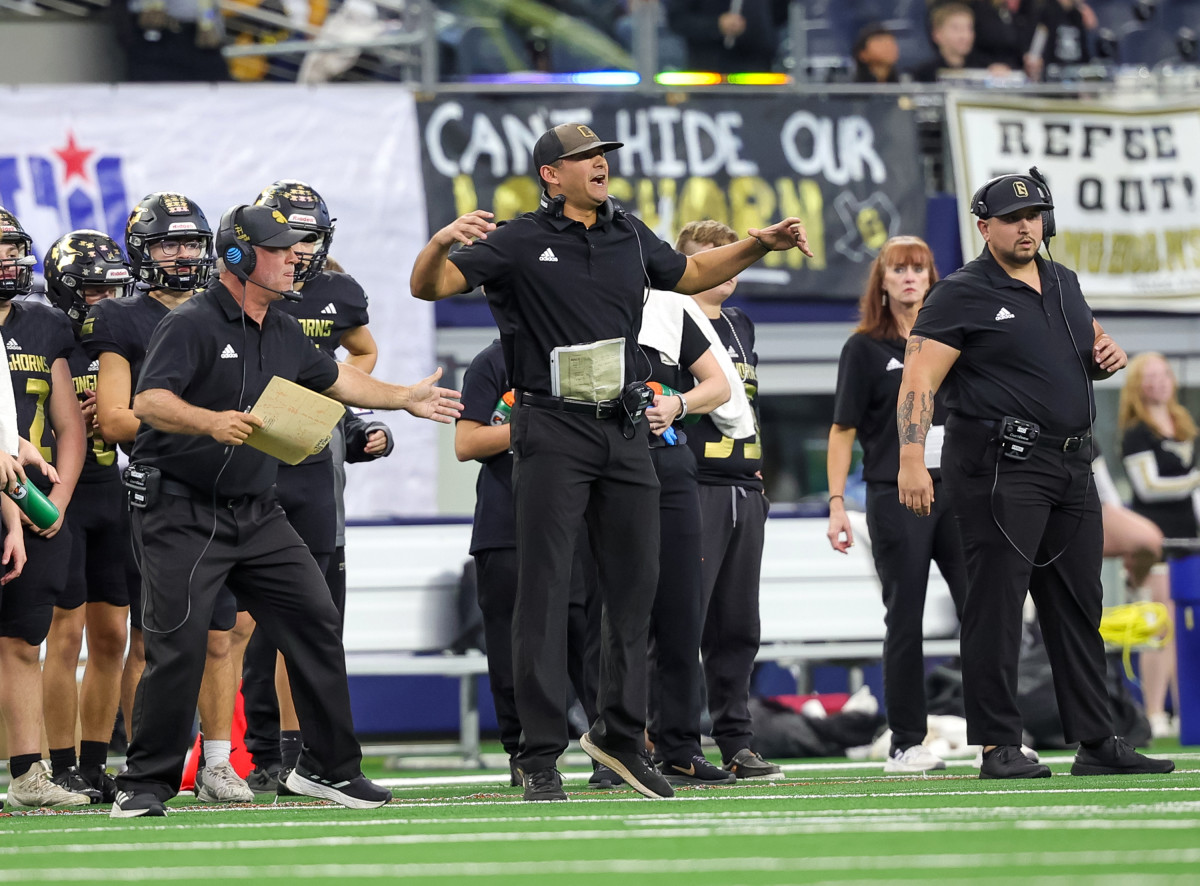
[595,400,611,419]
[1062,436,1082,453]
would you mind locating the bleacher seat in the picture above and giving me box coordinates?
[1090,0,1142,31]
[1118,24,1184,64]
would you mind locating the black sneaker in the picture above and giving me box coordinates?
[51,767,102,804]
[588,764,624,789]
[1071,737,1176,776]
[284,764,392,809]
[980,745,1052,779]
[660,754,738,786]
[275,767,301,797]
[247,766,282,793]
[579,732,674,799]
[522,767,567,801]
[508,758,522,788]
[80,766,118,804]
[722,749,783,780]
[110,790,166,819]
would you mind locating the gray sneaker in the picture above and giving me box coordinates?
[194,760,255,803]
[7,761,92,811]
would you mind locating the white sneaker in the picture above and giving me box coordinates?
[6,760,92,811]
[195,760,255,803]
[1148,713,1178,739]
[972,745,1040,767]
[884,744,947,773]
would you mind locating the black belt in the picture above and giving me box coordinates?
[518,391,619,420]
[960,416,1092,453]
[161,478,253,509]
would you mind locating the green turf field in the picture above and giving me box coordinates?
[3,750,1198,885]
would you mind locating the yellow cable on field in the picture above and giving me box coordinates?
[1099,601,1173,681]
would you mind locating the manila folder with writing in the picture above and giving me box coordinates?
[245,376,345,465]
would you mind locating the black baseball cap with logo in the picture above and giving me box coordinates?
[971,174,1054,219]
[237,205,309,248]
[532,123,623,184]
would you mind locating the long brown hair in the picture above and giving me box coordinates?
[1117,351,1198,441]
[854,236,938,339]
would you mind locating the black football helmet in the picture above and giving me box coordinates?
[125,192,216,292]
[0,206,35,300]
[254,179,335,283]
[44,230,133,331]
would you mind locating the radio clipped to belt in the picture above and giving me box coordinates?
[1000,415,1039,461]
[123,463,161,509]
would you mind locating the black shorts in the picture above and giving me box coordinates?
[0,526,73,646]
[61,476,133,610]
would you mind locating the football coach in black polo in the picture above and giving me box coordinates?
[411,122,812,801]
[896,171,1174,780]
[112,205,461,817]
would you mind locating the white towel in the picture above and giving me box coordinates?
[638,290,756,440]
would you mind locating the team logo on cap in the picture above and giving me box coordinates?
[1013,181,1029,198]
[576,125,596,139]
[272,210,288,225]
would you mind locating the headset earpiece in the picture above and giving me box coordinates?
[216,205,255,280]
[1028,166,1056,241]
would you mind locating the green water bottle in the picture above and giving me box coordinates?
[6,478,60,530]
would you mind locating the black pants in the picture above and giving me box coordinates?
[243,460,337,770]
[697,483,768,762]
[865,480,967,750]
[475,542,600,757]
[117,490,360,801]
[941,416,1112,746]
[510,404,660,770]
[646,444,706,762]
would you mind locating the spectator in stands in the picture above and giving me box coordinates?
[911,2,1004,82]
[114,0,231,81]
[1030,0,1096,73]
[1118,352,1193,738]
[853,22,903,83]
[826,235,967,774]
[968,0,1036,71]
[666,0,788,72]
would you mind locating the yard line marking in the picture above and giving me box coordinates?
[3,849,1200,881]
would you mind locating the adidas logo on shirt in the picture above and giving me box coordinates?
[220,344,239,359]
[5,338,19,351]
[538,248,558,263]
[995,307,1015,321]
[88,359,100,371]
[321,303,337,315]
[727,346,739,358]
[885,357,904,372]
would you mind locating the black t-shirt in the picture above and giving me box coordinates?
[1122,422,1198,539]
[460,340,515,553]
[685,307,762,489]
[276,270,370,358]
[911,248,1095,435]
[834,332,950,485]
[640,312,708,448]
[131,282,340,497]
[1039,4,1090,67]
[68,343,118,484]
[909,48,993,83]
[2,301,76,489]
[449,204,688,395]
[82,291,170,392]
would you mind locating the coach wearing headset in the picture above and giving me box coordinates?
[412,122,810,802]
[897,171,1174,779]
[111,205,462,818]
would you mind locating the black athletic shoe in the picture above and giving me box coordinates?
[284,765,392,809]
[247,766,282,793]
[660,754,738,786]
[51,767,103,804]
[979,745,1052,779]
[81,766,118,804]
[579,732,674,799]
[508,758,522,788]
[522,767,567,801]
[722,749,783,780]
[110,790,166,819]
[588,764,624,789]
[275,767,302,797]
[1071,737,1176,776]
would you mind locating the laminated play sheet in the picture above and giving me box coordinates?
[245,376,344,465]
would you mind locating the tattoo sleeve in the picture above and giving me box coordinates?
[898,388,936,447]
[904,335,926,358]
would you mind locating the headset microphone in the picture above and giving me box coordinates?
[253,280,304,302]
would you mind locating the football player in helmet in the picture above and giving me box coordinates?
[0,207,35,300]
[39,230,133,803]
[125,191,215,295]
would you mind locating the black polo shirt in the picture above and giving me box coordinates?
[834,332,950,484]
[130,281,340,497]
[449,204,688,395]
[911,248,1095,436]
[459,340,515,554]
